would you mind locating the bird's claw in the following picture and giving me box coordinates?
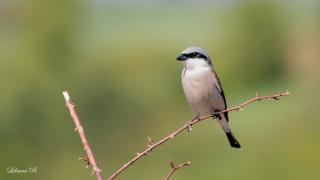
[187,123,192,132]
[186,115,200,132]
[186,120,193,132]
[211,111,220,119]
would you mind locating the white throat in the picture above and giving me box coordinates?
[183,58,212,71]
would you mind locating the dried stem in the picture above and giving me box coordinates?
[108,91,290,180]
[165,160,191,180]
[63,91,103,180]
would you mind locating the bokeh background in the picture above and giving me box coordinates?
[1,0,320,179]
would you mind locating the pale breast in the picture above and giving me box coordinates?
[182,67,224,115]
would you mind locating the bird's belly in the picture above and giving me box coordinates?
[182,70,220,115]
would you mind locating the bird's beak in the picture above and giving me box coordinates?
[176,54,187,61]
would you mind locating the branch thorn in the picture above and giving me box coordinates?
[147,136,154,147]
[79,157,90,168]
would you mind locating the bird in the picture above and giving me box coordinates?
[176,46,241,148]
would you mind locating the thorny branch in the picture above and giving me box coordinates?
[63,91,103,180]
[108,91,290,180]
[165,160,191,180]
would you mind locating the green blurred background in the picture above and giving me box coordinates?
[1,0,319,179]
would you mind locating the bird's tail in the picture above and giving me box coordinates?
[216,114,241,148]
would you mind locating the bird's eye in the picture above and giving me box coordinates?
[192,52,197,57]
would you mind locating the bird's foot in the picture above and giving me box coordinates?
[211,111,221,120]
[186,114,200,132]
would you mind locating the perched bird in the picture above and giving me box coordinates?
[176,47,241,148]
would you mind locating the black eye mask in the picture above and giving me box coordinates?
[184,52,207,59]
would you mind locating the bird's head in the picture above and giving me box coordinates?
[176,47,213,70]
